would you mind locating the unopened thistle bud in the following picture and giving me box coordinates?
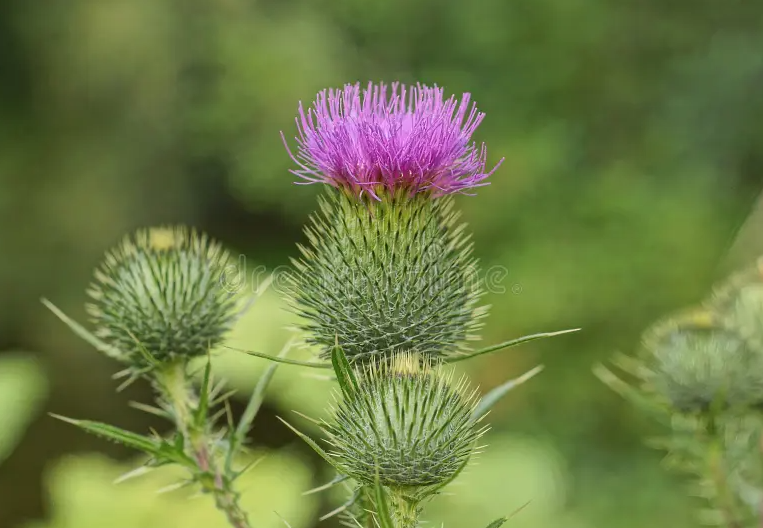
[86,226,242,367]
[641,311,763,413]
[323,353,485,492]
[282,82,502,364]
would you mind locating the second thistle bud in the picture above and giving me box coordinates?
[86,226,242,368]
[641,312,763,413]
[323,353,485,493]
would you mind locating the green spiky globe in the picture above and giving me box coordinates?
[86,226,242,366]
[324,353,484,491]
[286,190,486,364]
[641,311,763,413]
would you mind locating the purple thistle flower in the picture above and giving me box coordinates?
[281,81,503,200]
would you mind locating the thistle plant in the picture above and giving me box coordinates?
[259,81,579,528]
[40,81,579,528]
[597,257,763,527]
[43,226,283,528]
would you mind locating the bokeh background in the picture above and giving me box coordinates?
[1,0,763,526]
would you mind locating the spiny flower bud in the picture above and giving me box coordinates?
[641,311,763,413]
[86,226,242,367]
[286,190,486,364]
[323,353,485,491]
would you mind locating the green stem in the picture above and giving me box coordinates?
[155,361,252,528]
[703,416,742,528]
[390,492,420,528]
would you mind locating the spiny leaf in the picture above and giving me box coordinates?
[42,299,122,359]
[471,365,544,423]
[303,473,349,496]
[448,328,580,363]
[331,341,359,399]
[373,469,394,528]
[225,345,330,368]
[277,416,343,473]
[236,340,291,441]
[51,414,159,453]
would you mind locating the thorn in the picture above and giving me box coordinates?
[274,511,294,528]
[128,401,168,417]
[292,410,322,426]
[48,413,80,425]
[155,480,191,495]
[114,465,153,484]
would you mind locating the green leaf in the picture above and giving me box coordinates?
[484,518,507,528]
[471,365,544,423]
[447,328,580,363]
[235,341,291,441]
[41,298,123,360]
[51,414,161,453]
[302,473,349,496]
[227,341,290,473]
[373,470,395,528]
[0,353,48,464]
[225,345,331,368]
[331,342,359,399]
[277,416,343,473]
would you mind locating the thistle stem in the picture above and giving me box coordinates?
[704,416,742,528]
[155,361,252,528]
[390,492,420,528]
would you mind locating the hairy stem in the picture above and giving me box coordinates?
[390,492,420,528]
[155,361,252,528]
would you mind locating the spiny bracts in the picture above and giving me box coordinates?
[285,189,487,364]
[322,352,485,491]
[86,226,243,367]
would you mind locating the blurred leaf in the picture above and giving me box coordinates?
[22,450,317,528]
[0,353,48,464]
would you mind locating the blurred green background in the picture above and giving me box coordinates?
[1,0,763,526]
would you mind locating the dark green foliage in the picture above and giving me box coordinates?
[323,353,485,491]
[286,190,486,364]
[86,226,242,367]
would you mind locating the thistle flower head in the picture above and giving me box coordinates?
[86,226,243,367]
[282,81,503,200]
[323,352,484,492]
[287,190,486,364]
[640,311,763,413]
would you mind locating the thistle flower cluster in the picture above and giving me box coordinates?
[598,257,763,526]
[43,81,576,528]
[277,81,575,528]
